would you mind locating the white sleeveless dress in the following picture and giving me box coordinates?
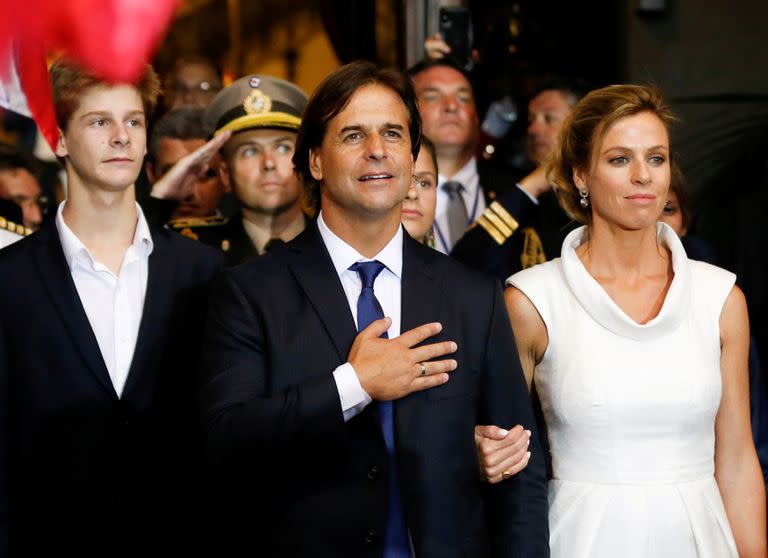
[507,222,739,558]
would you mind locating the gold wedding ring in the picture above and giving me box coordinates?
[419,362,427,376]
[501,470,512,480]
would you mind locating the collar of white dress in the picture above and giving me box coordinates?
[559,221,691,341]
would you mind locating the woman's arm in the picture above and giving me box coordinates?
[715,285,767,557]
[503,286,548,391]
[475,286,548,483]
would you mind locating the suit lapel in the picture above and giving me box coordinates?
[33,223,116,397]
[396,233,442,427]
[122,228,177,397]
[285,222,358,363]
[399,232,441,339]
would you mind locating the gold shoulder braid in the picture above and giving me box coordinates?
[477,201,519,245]
[520,227,546,269]
[0,216,32,236]
[169,215,227,229]
[179,227,199,240]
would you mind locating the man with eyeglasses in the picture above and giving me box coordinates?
[163,56,222,111]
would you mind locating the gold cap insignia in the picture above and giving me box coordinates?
[243,89,272,115]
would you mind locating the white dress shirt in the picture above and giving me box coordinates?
[434,157,485,254]
[317,212,403,422]
[56,202,153,397]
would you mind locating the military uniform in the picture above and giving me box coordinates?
[451,165,574,282]
[171,74,311,265]
[0,199,32,249]
[170,213,303,267]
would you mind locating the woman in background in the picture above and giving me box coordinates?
[401,137,438,246]
[660,162,718,264]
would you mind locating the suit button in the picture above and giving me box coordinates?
[364,528,378,544]
[367,465,380,480]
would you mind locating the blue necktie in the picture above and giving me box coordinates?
[349,261,409,557]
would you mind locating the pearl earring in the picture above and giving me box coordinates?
[579,189,589,208]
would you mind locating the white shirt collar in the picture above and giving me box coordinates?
[56,201,154,272]
[438,156,478,190]
[317,211,403,279]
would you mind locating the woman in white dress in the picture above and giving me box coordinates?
[475,84,766,557]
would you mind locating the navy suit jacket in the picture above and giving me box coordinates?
[0,221,224,557]
[198,222,549,557]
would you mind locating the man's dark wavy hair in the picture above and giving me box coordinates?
[292,60,422,213]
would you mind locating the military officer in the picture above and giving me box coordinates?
[190,74,310,265]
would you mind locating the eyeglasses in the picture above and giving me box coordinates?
[169,81,221,96]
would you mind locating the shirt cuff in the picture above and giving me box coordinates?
[333,362,373,422]
[516,183,540,205]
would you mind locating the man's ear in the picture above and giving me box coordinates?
[218,160,232,193]
[309,148,323,181]
[54,128,68,158]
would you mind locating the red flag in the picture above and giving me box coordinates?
[0,0,179,149]
[1,0,179,83]
[0,40,58,151]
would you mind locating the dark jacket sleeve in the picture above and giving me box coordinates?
[480,280,549,557]
[197,270,347,469]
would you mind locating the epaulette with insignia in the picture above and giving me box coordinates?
[0,216,32,248]
[477,201,519,245]
[169,215,228,241]
[520,227,546,269]
[169,215,228,229]
[0,216,32,237]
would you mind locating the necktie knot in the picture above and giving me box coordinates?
[441,180,464,199]
[349,260,386,290]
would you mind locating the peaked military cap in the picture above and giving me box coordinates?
[203,75,308,136]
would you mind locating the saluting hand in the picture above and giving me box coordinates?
[150,130,231,201]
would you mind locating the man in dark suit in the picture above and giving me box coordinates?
[198,60,548,557]
[0,59,224,557]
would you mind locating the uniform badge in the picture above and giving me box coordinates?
[243,89,272,114]
[180,227,199,241]
[221,239,231,252]
[249,76,261,88]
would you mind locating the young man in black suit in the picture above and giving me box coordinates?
[0,59,224,557]
[198,61,548,557]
